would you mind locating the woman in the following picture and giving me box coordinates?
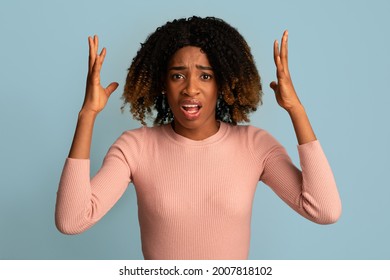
[55,16,341,259]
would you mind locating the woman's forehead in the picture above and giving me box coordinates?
[168,46,211,67]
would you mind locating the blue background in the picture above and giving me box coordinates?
[1,0,389,259]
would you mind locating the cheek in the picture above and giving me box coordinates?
[165,82,182,98]
[209,89,219,105]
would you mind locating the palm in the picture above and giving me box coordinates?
[270,31,301,112]
[82,35,118,114]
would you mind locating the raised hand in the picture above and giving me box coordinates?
[270,30,301,113]
[270,31,316,144]
[68,36,119,159]
[81,35,119,114]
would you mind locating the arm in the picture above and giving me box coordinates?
[259,137,342,224]
[55,36,124,234]
[263,31,341,223]
[270,30,315,145]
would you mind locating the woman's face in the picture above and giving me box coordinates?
[165,46,219,140]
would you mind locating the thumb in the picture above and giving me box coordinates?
[269,81,278,93]
[106,82,119,96]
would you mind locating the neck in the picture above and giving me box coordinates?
[171,120,220,141]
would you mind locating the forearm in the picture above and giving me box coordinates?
[287,104,316,145]
[68,109,98,159]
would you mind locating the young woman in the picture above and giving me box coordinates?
[55,16,341,260]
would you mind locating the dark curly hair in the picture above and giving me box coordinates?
[122,16,262,125]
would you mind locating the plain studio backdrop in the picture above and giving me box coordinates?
[1,0,389,260]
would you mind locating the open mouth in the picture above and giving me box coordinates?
[179,100,203,120]
[181,104,202,113]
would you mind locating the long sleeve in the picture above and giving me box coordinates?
[55,123,341,259]
[255,130,342,224]
[55,128,144,234]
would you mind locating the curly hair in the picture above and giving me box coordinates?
[122,16,262,125]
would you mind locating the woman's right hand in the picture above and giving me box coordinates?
[81,35,118,114]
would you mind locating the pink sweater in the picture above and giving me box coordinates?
[55,122,341,259]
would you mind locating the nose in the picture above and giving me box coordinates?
[182,75,199,96]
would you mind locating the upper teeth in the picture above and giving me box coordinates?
[183,105,198,107]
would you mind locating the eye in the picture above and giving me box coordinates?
[201,74,213,80]
[171,73,184,80]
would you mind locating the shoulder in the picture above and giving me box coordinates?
[118,125,163,141]
[104,126,166,169]
[110,125,164,152]
[228,124,286,161]
[114,126,145,146]
[228,124,279,145]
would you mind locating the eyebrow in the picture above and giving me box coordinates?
[168,65,213,71]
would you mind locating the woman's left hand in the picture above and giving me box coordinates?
[270,30,302,113]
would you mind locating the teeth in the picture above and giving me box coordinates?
[182,105,198,108]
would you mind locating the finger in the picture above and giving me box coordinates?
[99,46,106,58]
[88,35,101,71]
[273,40,284,78]
[91,47,108,86]
[280,30,290,76]
[88,36,95,73]
[273,40,280,66]
[94,35,99,56]
[105,82,119,96]
[92,47,105,75]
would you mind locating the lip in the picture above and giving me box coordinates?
[179,99,203,107]
[179,99,203,120]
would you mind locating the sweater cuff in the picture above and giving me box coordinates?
[296,140,328,171]
[64,157,90,171]
[297,139,321,150]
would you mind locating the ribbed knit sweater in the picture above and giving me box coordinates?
[55,122,341,259]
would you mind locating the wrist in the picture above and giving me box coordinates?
[286,103,305,117]
[78,108,98,120]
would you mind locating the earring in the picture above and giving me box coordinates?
[162,90,166,95]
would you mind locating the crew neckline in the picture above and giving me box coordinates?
[162,121,229,146]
